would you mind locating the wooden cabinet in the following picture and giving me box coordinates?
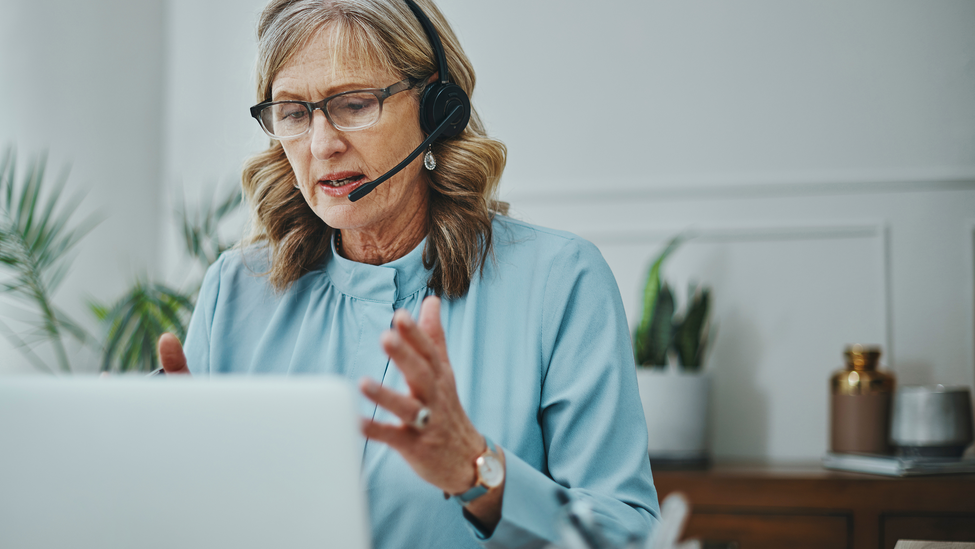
[686,511,849,549]
[653,463,975,549]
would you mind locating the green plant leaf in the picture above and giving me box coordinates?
[634,235,684,366]
[89,300,110,321]
[646,283,675,366]
[93,180,240,374]
[0,317,55,373]
[674,286,711,370]
[177,181,242,269]
[92,280,194,373]
[0,147,98,372]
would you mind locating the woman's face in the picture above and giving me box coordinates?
[272,28,428,236]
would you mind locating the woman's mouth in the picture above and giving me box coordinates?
[316,172,368,197]
[320,174,366,187]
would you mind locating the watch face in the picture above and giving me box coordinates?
[477,454,504,488]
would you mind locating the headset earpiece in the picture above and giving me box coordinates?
[347,1,470,202]
[405,0,470,139]
[419,81,471,138]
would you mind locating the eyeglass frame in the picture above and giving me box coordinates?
[249,77,421,139]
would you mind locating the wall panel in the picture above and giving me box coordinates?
[596,226,886,459]
[511,185,975,460]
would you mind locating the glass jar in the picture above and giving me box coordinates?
[829,344,896,455]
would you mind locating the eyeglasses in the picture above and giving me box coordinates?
[250,78,419,139]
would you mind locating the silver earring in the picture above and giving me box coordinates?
[423,145,437,171]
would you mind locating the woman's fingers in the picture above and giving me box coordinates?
[391,309,440,364]
[380,329,435,400]
[381,298,460,405]
[360,378,428,429]
[360,299,486,495]
[391,302,448,377]
[157,333,191,375]
[360,417,413,449]
[417,296,449,364]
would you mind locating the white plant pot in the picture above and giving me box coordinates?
[636,368,711,463]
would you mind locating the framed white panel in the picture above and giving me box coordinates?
[591,224,887,461]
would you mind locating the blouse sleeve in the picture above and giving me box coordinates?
[183,254,225,376]
[477,237,660,548]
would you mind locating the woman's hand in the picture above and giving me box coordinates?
[360,296,504,525]
[158,333,191,375]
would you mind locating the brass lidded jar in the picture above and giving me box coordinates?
[829,344,896,455]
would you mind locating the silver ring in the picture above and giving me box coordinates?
[411,406,431,430]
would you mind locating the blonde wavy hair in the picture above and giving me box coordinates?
[241,0,507,298]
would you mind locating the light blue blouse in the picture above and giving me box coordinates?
[184,215,660,548]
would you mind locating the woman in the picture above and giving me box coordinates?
[158,0,660,546]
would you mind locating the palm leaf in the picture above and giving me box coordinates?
[0,148,98,372]
[92,280,194,373]
[94,180,240,373]
[98,291,145,372]
[177,181,242,269]
[55,308,101,349]
[0,317,55,373]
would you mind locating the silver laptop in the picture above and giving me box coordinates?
[0,376,372,549]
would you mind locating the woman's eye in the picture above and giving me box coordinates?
[333,95,378,116]
[279,106,307,121]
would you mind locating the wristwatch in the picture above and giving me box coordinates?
[450,436,504,506]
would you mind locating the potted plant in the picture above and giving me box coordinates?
[633,235,713,469]
[0,149,99,373]
[90,183,241,373]
[0,146,241,374]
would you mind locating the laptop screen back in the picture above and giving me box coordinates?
[0,376,371,549]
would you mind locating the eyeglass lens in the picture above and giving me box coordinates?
[261,92,383,138]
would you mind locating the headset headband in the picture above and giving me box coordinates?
[404,0,450,86]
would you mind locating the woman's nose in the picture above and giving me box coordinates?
[309,110,347,160]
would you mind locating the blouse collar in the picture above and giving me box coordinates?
[323,232,431,304]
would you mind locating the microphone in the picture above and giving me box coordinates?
[348,105,462,202]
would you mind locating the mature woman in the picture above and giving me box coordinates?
[158,0,660,546]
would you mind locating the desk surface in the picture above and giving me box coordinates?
[657,460,975,480]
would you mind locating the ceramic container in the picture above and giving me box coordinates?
[890,385,974,458]
[636,368,710,468]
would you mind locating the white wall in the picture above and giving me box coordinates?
[0,0,166,372]
[438,0,975,460]
[446,0,975,191]
[158,0,269,287]
[2,0,973,461]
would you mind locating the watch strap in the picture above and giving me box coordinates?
[451,436,497,506]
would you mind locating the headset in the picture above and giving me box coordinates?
[347,0,471,202]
